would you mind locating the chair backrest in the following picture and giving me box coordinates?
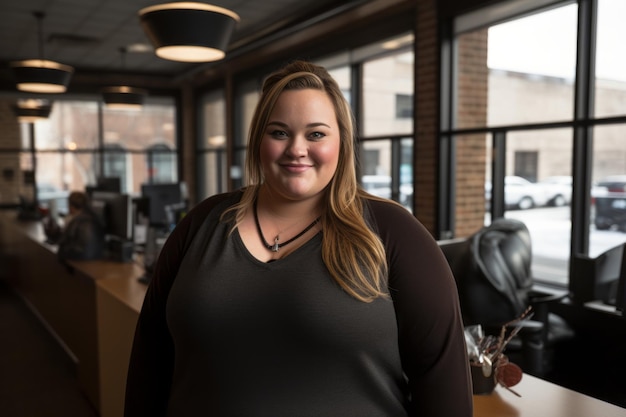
[438,237,471,281]
[461,218,533,326]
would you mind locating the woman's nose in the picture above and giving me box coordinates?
[286,135,307,157]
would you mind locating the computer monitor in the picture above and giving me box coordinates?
[90,191,133,241]
[140,182,187,228]
[570,243,625,305]
[86,177,123,199]
[96,176,122,192]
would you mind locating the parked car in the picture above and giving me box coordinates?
[537,175,572,206]
[361,174,413,208]
[592,175,626,231]
[485,175,550,210]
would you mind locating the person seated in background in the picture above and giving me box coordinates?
[45,191,106,261]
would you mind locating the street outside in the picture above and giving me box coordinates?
[504,206,626,285]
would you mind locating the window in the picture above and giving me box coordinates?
[362,50,413,137]
[103,144,128,191]
[591,124,626,255]
[147,144,177,184]
[443,0,626,289]
[358,34,415,212]
[594,0,626,118]
[232,79,261,190]
[198,89,228,201]
[395,94,413,119]
[11,98,178,214]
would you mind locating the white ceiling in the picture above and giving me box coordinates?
[0,0,357,78]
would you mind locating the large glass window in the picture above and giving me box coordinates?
[485,5,578,127]
[595,0,626,118]
[103,102,176,151]
[30,101,100,212]
[451,0,626,290]
[358,34,415,211]
[451,2,583,287]
[504,129,573,285]
[233,80,261,189]
[327,66,351,104]
[14,98,178,214]
[591,124,626,255]
[198,89,228,200]
[362,51,414,136]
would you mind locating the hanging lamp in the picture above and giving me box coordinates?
[138,2,240,63]
[10,12,74,94]
[13,99,53,123]
[102,48,148,110]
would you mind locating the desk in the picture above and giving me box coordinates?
[474,373,625,417]
[96,276,145,417]
[0,212,148,417]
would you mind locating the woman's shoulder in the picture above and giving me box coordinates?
[363,196,417,223]
[191,189,243,214]
[361,195,432,242]
[173,190,241,230]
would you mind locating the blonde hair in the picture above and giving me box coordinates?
[225,60,388,302]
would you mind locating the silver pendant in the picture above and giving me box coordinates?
[271,237,280,252]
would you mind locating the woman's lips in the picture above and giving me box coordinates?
[281,163,311,173]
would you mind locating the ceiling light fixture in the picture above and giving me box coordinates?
[102,48,148,110]
[138,2,240,63]
[10,11,74,94]
[13,99,53,123]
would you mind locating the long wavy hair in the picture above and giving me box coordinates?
[224,60,388,302]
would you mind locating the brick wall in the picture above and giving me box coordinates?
[413,2,488,237]
[455,28,489,237]
[414,0,439,233]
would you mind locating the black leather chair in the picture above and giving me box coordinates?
[440,218,574,376]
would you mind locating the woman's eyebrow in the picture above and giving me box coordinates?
[266,121,331,128]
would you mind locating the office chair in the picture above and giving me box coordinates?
[447,218,574,376]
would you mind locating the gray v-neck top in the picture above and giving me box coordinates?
[124,190,473,417]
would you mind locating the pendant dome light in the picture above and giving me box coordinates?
[13,99,53,123]
[138,2,240,63]
[102,47,148,110]
[10,12,74,94]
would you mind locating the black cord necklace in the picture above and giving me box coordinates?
[253,197,320,252]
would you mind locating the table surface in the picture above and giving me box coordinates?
[473,373,625,417]
[95,272,147,313]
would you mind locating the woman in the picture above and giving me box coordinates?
[125,60,472,416]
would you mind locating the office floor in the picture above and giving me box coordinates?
[0,280,98,417]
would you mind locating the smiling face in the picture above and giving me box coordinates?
[259,88,341,203]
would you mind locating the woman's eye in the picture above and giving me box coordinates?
[270,130,287,138]
[310,131,326,140]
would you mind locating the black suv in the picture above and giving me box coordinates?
[593,175,626,231]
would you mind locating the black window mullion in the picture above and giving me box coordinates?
[571,0,597,258]
[491,130,506,220]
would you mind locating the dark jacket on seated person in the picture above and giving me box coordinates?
[55,191,106,261]
[57,211,105,260]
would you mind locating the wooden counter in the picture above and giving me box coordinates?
[474,373,625,417]
[96,276,146,417]
[0,212,148,417]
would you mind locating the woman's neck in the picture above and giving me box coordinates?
[256,186,323,222]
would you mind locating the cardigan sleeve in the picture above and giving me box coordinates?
[367,199,473,417]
